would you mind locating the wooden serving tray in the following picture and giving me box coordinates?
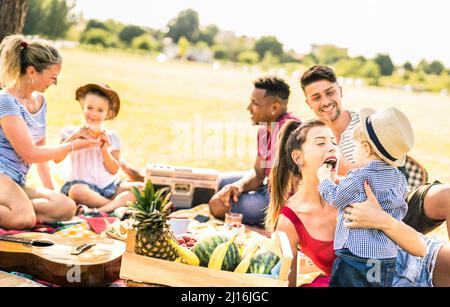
[120,229,293,287]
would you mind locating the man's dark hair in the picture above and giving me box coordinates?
[300,65,338,91]
[253,76,290,101]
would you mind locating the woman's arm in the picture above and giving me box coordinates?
[344,181,427,257]
[1,116,100,164]
[54,127,94,163]
[276,215,300,287]
[60,127,92,145]
[35,138,55,190]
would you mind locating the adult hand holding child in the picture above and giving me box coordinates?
[343,181,385,230]
[70,136,101,152]
[344,181,427,258]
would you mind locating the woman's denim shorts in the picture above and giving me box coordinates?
[394,235,445,287]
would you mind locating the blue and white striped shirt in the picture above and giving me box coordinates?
[0,92,47,185]
[319,160,408,259]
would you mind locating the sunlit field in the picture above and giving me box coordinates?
[27,48,449,238]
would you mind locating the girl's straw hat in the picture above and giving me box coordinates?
[75,84,120,120]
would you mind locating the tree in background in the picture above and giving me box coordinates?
[23,0,77,39]
[85,19,110,32]
[238,50,260,64]
[374,53,394,76]
[301,54,318,67]
[427,60,445,75]
[119,25,146,46]
[280,49,301,63]
[22,0,44,36]
[360,60,381,85]
[403,61,414,72]
[335,57,366,77]
[311,44,348,65]
[254,36,283,60]
[211,44,227,60]
[80,28,118,48]
[177,36,190,59]
[211,31,254,61]
[416,59,429,74]
[260,51,280,70]
[166,9,200,43]
[131,34,160,51]
[417,59,445,76]
[0,0,30,42]
[197,25,219,46]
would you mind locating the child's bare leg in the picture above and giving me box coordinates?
[96,182,144,213]
[68,184,110,208]
[24,186,76,222]
[115,181,145,195]
[97,190,137,213]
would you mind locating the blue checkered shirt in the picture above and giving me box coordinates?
[319,160,408,259]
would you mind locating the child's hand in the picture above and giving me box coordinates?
[99,131,110,150]
[317,163,332,182]
[74,128,93,140]
[71,138,101,151]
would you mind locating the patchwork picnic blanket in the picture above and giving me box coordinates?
[0,224,57,236]
[169,203,214,219]
[1,205,327,287]
[0,215,119,237]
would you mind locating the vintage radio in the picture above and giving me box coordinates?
[145,164,219,209]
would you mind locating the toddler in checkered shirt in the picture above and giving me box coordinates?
[317,107,414,287]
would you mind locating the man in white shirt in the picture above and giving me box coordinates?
[299,65,450,238]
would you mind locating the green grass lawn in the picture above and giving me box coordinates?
[27,48,449,238]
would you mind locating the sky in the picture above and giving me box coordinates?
[75,0,450,66]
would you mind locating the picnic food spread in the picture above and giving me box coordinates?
[0,180,296,287]
[124,181,287,277]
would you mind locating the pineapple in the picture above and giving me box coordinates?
[130,180,178,261]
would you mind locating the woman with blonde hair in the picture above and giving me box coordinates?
[0,34,99,229]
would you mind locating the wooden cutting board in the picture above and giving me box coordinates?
[0,270,44,287]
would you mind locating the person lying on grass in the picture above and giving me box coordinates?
[56,83,143,214]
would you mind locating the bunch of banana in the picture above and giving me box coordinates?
[257,237,282,258]
[240,237,264,259]
[234,245,258,274]
[169,238,200,266]
[208,234,238,270]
